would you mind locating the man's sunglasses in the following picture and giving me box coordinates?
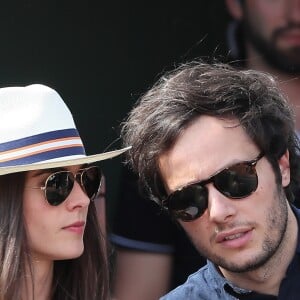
[29,166,102,206]
[161,153,264,222]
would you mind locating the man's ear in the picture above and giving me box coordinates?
[278,150,290,187]
[225,0,244,20]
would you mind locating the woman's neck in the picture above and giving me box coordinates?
[23,257,54,300]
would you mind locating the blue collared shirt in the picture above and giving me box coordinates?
[160,206,300,300]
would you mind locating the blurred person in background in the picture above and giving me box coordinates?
[226,0,300,129]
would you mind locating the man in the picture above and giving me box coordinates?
[226,0,300,128]
[112,2,300,298]
[121,61,300,299]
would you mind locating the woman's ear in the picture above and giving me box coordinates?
[225,0,244,20]
[278,150,290,187]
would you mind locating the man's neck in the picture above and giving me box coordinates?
[219,204,298,296]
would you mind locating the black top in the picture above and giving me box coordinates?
[111,165,206,288]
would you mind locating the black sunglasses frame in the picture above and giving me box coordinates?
[161,152,264,222]
[29,166,102,206]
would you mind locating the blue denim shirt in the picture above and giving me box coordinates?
[160,206,300,300]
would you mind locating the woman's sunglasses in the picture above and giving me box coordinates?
[162,153,264,222]
[29,166,102,206]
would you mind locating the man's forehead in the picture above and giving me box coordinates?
[158,116,257,191]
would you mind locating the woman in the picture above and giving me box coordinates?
[0,84,128,299]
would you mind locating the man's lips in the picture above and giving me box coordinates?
[277,29,300,45]
[215,228,253,248]
[281,34,300,43]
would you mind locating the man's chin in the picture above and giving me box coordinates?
[262,49,300,75]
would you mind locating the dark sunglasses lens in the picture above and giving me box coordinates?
[168,185,208,221]
[81,167,102,200]
[214,163,258,198]
[45,172,74,206]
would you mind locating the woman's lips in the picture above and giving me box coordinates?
[62,221,85,234]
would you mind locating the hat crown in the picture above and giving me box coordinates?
[0,84,129,176]
[0,84,76,143]
[0,84,86,168]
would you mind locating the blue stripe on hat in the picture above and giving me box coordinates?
[0,147,85,167]
[0,128,81,151]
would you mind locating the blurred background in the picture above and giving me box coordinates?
[0,0,230,224]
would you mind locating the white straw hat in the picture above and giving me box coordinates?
[0,84,130,175]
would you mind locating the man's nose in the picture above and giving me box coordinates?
[287,0,300,24]
[207,184,237,224]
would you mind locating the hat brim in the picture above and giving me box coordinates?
[0,146,131,176]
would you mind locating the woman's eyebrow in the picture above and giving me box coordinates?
[30,164,88,177]
[30,167,65,177]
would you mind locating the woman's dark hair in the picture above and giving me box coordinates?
[121,61,300,204]
[0,172,109,300]
[52,201,109,299]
